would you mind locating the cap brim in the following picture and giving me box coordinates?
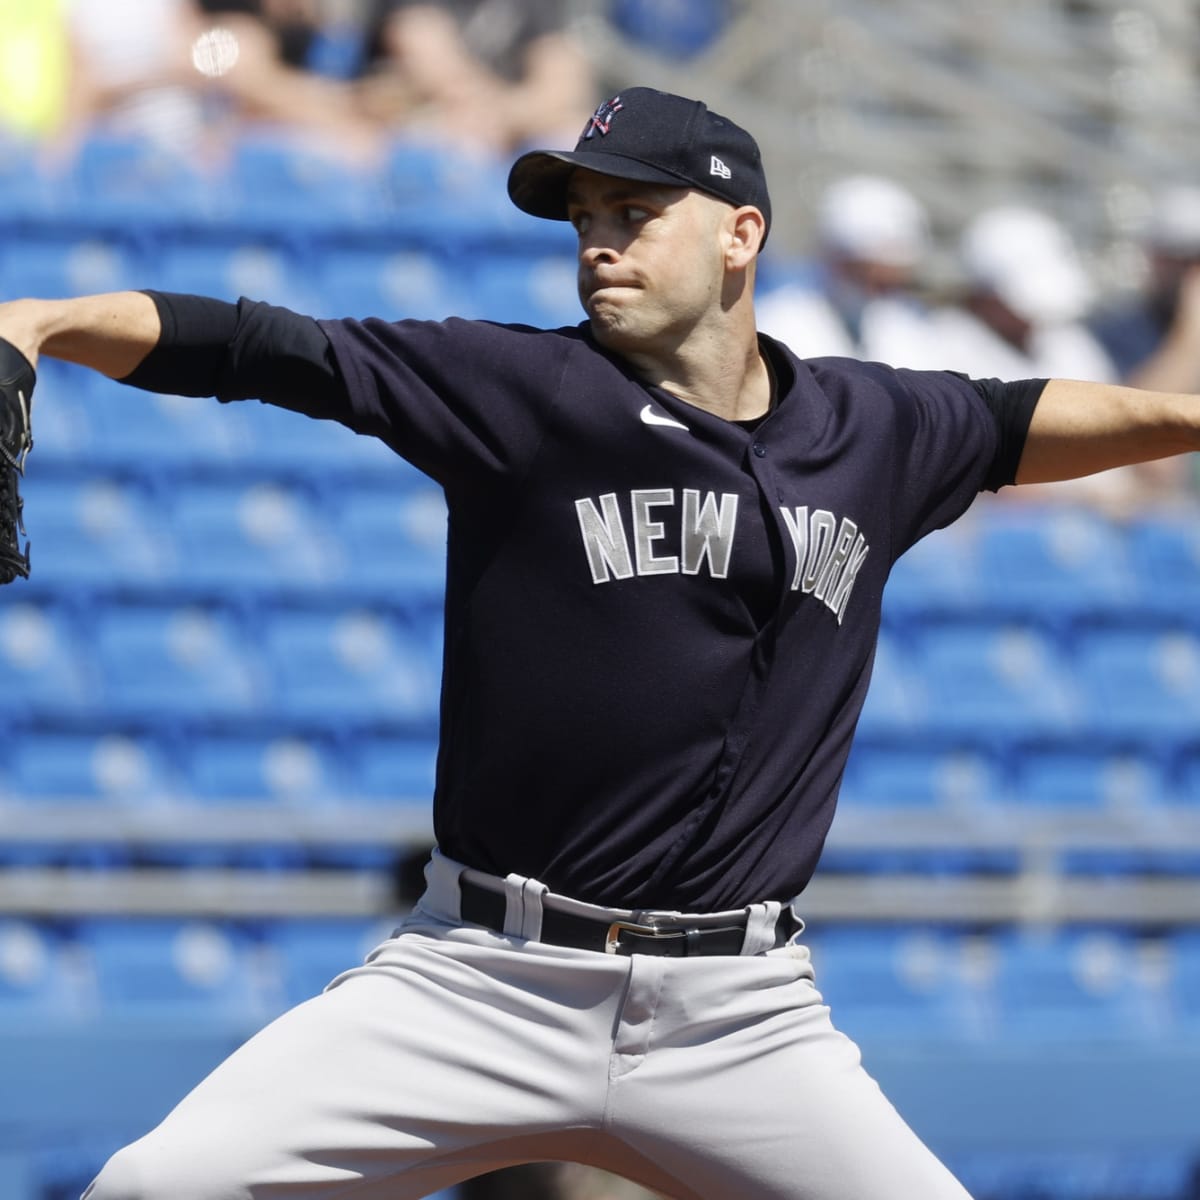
[507,149,696,221]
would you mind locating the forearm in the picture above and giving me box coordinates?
[1016,377,1200,484]
[0,292,161,378]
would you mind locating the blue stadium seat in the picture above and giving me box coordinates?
[312,244,466,321]
[1008,743,1163,812]
[180,732,345,807]
[90,381,258,470]
[227,134,380,232]
[334,482,448,595]
[0,134,58,223]
[1166,743,1200,807]
[987,930,1153,1041]
[0,600,93,718]
[346,736,438,805]
[0,920,86,1019]
[912,620,1078,742]
[973,507,1133,620]
[809,927,984,1040]
[8,730,174,806]
[168,478,340,592]
[262,917,390,1009]
[1072,623,1200,745]
[854,628,923,737]
[0,233,142,299]
[20,474,175,588]
[230,399,401,474]
[19,360,105,465]
[65,134,216,225]
[92,602,262,723]
[261,604,439,729]
[840,740,1000,809]
[1167,931,1200,1034]
[154,236,317,312]
[884,523,980,618]
[383,140,515,230]
[949,1150,1195,1200]
[77,919,266,1021]
[466,256,581,327]
[608,0,732,58]
[1126,514,1200,614]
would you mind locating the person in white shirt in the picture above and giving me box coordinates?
[935,204,1189,515]
[932,204,1115,382]
[756,174,942,366]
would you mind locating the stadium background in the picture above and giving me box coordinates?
[2,0,1200,1197]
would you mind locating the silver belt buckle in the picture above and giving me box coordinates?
[604,918,686,955]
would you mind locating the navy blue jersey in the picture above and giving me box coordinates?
[299,315,1006,910]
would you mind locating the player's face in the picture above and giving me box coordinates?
[565,169,730,353]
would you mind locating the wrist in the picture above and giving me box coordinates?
[0,298,58,367]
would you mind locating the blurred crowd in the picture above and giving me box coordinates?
[757,174,1200,518]
[0,0,596,160]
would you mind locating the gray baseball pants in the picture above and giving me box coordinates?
[83,850,972,1199]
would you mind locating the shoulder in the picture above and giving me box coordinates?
[319,315,595,370]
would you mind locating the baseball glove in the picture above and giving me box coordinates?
[0,338,35,584]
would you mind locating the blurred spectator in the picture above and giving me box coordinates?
[935,204,1190,515]
[358,0,594,153]
[197,0,376,81]
[1090,184,1200,394]
[188,0,384,156]
[57,0,381,163]
[756,174,942,366]
[61,0,211,153]
[931,204,1115,381]
[0,0,70,139]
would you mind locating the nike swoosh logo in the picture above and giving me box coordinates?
[639,404,690,432]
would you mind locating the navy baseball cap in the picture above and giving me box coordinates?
[508,87,771,246]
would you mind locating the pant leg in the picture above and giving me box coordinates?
[600,944,973,1200]
[83,924,632,1200]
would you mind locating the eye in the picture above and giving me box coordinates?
[569,211,591,235]
[622,205,650,224]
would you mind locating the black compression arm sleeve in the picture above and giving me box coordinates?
[119,290,347,415]
[967,375,1047,492]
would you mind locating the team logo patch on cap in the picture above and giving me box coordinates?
[583,95,624,139]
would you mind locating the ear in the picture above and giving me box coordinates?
[725,206,766,268]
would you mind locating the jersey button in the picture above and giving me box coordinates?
[752,442,767,457]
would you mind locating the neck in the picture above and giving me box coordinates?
[619,312,771,423]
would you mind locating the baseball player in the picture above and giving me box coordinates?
[0,87,1194,1200]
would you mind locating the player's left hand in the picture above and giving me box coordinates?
[0,337,35,584]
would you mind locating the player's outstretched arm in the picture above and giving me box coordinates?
[0,293,163,380]
[1015,377,1200,484]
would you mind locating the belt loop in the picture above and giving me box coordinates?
[740,900,782,955]
[423,848,463,922]
[519,878,549,942]
[502,873,528,936]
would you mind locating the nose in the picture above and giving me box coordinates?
[577,229,618,269]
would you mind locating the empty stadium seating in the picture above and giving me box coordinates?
[3,126,1200,1200]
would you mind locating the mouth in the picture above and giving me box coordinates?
[583,280,639,305]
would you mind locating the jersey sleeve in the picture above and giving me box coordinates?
[887,365,1029,552]
[803,360,1019,559]
[315,315,572,492]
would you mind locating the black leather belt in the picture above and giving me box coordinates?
[458,878,780,957]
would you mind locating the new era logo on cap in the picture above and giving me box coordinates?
[506,86,771,248]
